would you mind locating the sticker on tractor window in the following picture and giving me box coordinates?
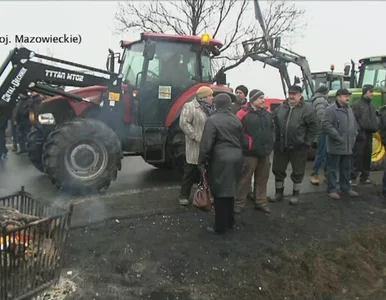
[158,86,172,100]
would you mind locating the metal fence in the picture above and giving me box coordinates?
[0,187,73,300]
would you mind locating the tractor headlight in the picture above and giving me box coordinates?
[38,113,56,125]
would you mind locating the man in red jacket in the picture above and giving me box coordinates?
[235,89,275,213]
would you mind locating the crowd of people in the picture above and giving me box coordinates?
[178,83,386,234]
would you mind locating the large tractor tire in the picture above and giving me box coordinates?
[42,118,123,192]
[26,127,45,173]
[371,131,386,171]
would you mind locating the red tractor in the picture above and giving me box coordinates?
[0,32,235,192]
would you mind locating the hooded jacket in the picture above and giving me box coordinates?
[311,92,330,128]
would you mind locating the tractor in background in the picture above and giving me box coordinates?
[0,32,235,193]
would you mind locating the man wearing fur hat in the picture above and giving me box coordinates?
[270,85,318,205]
[310,85,331,185]
[351,84,378,185]
[235,89,274,213]
[231,85,248,114]
[179,86,214,206]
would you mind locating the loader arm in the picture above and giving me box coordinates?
[242,0,315,98]
[0,47,123,114]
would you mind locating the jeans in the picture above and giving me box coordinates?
[311,133,327,175]
[326,153,351,193]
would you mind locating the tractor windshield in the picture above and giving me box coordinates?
[120,41,212,87]
[358,62,386,88]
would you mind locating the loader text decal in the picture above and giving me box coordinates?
[45,70,84,82]
[1,67,27,103]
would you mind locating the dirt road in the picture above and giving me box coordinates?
[62,185,386,300]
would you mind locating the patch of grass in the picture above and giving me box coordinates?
[259,225,386,300]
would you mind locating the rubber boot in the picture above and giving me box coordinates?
[268,188,284,203]
[289,190,299,205]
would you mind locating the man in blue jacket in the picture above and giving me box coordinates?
[322,88,359,199]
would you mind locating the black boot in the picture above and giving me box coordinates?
[289,190,299,205]
[269,188,284,202]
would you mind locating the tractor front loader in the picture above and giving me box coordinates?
[0,32,234,193]
[0,47,125,192]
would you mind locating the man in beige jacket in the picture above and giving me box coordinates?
[179,86,214,205]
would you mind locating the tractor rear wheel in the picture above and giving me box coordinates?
[370,131,386,171]
[26,127,45,173]
[42,118,122,192]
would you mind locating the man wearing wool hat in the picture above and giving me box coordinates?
[179,86,214,206]
[235,89,274,214]
[231,85,248,114]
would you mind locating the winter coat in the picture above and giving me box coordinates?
[236,103,274,157]
[311,92,330,130]
[231,99,246,114]
[379,105,386,145]
[352,96,378,139]
[322,101,358,155]
[198,108,244,198]
[273,99,318,151]
[179,98,210,165]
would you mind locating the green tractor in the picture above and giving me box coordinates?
[328,56,386,170]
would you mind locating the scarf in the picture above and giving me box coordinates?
[198,99,215,117]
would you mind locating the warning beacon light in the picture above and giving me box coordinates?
[201,33,210,45]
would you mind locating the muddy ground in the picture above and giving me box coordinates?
[60,185,386,300]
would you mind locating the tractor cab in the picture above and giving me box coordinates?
[355,56,386,108]
[106,32,224,127]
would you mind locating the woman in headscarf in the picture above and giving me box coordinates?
[198,93,245,233]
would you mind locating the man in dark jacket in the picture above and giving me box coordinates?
[310,86,330,185]
[351,84,378,185]
[235,89,274,214]
[231,85,248,114]
[270,85,318,205]
[198,93,244,233]
[322,88,359,199]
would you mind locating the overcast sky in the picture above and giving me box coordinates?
[0,1,385,98]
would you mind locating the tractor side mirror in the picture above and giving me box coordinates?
[106,49,115,72]
[143,41,156,60]
[344,65,350,76]
[294,76,301,84]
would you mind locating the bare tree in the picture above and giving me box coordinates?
[114,0,305,72]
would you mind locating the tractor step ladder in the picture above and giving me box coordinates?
[143,126,167,162]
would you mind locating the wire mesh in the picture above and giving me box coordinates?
[0,187,73,300]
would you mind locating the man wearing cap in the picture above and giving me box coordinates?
[235,89,274,213]
[310,85,331,185]
[270,85,318,205]
[351,84,378,185]
[179,86,214,206]
[322,88,359,199]
[231,85,248,114]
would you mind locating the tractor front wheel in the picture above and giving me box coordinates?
[42,118,122,192]
[370,131,386,171]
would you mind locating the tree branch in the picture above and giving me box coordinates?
[114,0,306,72]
